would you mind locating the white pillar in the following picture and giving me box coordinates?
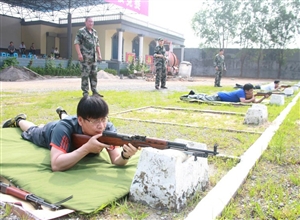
[129,139,209,211]
[138,34,144,62]
[180,45,185,62]
[117,29,124,62]
[169,41,173,52]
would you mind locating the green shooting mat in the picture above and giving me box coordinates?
[0,128,140,213]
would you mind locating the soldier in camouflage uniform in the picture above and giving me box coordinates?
[154,38,167,90]
[74,17,103,97]
[213,49,226,87]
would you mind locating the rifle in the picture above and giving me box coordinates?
[71,131,219,160]
[280,85,291,89]
[0,181,72,210]
[254,91,285,96]
[254,91,272,97]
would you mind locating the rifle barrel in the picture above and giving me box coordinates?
[27,194,60,210]
[72,131,219,159]
[167,140,218,154]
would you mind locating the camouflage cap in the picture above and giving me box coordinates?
[158,37,164,41]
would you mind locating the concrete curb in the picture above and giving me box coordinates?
[186,92,300,220]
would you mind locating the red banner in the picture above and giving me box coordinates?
[106,0,148,16]
[145,55,153,65]
[126,52,135,63]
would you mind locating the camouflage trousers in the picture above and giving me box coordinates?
[80,61,98,95]
[214,70,222,86]
[155,65,166,88]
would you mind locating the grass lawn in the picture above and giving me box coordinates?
[1,84,299,219]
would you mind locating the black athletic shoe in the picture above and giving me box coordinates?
[188,90,195,95]
[2,113,27,128]
[155,86,159,90]
[56,107,68,120]
[161,86,168,89]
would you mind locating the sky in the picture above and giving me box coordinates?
[141,0,300,49]
[146,0,203,47]
[1,0,298,48]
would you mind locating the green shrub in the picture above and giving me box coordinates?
[45,58,56,70]
[28,60,81,77]
[29,67,46,75]
[1,57,19,69]
[127,60,135,74]
[27,59,33,68]
[104,68,117,75]
[119,68,129,76]
[67,56,73,68]
[135,59,142,71]
[126,59,150,74]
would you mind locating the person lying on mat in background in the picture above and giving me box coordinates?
[187,83,269,103]
[235,80,282,91]
[2,95,139,172]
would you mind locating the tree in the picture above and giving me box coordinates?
[234,3,256,76]
[264,0,300,78]
[192,0,300,78]
[191,0,241,49]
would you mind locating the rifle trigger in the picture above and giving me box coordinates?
[54,195,73,206]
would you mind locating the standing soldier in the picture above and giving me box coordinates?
[74,17,103,97]
[213,49,226,87]
[154,38,167,90]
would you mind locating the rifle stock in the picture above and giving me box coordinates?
[281,85,291,88]
[72,131,218,159]
[0,182,72,210]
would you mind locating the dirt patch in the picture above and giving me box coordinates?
[0,67,118,82]
[0,66,46,81]
[97,70,119,79]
